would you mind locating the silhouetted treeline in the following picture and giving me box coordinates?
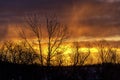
[0,40,120,80]
[0,41,39,64]
[0,40,120,66]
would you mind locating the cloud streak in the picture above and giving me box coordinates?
[0,0,120,40]
[69,1,120,38]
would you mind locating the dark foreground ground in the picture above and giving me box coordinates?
[0,62,120,80]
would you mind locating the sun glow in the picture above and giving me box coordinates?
[7,39,120,65]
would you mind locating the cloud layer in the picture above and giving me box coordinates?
[0,0,120,40]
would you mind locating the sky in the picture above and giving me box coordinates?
[0,0,120,41]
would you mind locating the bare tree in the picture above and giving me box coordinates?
[18,13,44,66]
[70,42,80,66]
[1,41,38,64]
[54,51,64,66]
[103,42,119,64]
[3,41,17,63]
[79,42,91,65]
[95,40,108,64]
[0,42,9,62]
[46,15,68,66]
[106,47,117,63]
[116,51,120,64]
[96,40,118,64]
[14,41,38,64]
[19,13,68,66]
[70,42,91,66]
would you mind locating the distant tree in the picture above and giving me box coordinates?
[13,41,38,64]
[54,51,64,66]
[96,40,108,64]
[106,46,117,63]
[96,40,118,64]
[0,42,8,62]
[0,41,38,64]
[70,42,91,66]
[3,41,17,63]
[70,42,80,66]
[116,53,120,64]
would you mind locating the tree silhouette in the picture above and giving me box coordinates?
[46,15,68,66]
[19,13,68,66]
[20,13,44,65]
[96,40,118,64]
[0,41,38,64]
[70,42,91,66]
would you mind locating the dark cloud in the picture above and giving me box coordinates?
[0,0,74,40]
[0,0,73,24]
[69,1,120,38]
[0,0,120,40]
[97,0,120,3]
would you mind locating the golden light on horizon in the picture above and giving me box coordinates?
[2,38,120,65]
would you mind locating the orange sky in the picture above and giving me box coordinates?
[0,0,120,41]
